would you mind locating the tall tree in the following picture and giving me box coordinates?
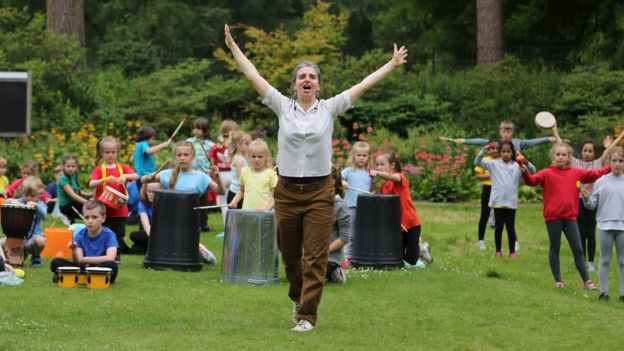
[45,0,85,47]
[476,0,503,67]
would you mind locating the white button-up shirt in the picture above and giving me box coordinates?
[263,86,353,177]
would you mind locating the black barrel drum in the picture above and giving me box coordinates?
[351,194,403,269]
[143,190,202,271]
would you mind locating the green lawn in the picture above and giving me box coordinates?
[2,203,624,350]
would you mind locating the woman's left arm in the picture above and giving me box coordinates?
[347,44,408,104]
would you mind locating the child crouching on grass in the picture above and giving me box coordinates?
[50,200,119,283]
[371,152,424,269]
[326,166,350,284]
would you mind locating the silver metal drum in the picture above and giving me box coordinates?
[221,209,279,285]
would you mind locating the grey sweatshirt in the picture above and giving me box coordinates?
[583,173,624,231]
[475,149,521,209]
[329,196,351,265]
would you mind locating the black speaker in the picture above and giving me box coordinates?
[0,71,31,137]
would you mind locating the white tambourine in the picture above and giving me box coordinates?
[535,111,556,129]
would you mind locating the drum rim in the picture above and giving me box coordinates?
[103,186,129,200]
[86,267,112,273]
[57,266,81,272]
[1,203,36,210]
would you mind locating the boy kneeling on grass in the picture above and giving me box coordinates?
[50,200,118,283]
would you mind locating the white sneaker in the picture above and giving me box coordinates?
[200,249,217,265]
[515,241,521,252]
[420,241,433,263]
[476,240,486,250]
[291,319,314,332]
[291,303,300,324]
[587,262,596,272]
[330,267,347,284]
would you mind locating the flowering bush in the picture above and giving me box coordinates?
[0,121,143,185]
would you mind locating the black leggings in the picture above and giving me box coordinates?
[50,258,118,283]
[402,226,421,265]
[546,219,589,283]
[105,217,129,254]
[493,208,516,253]
[478,185,492,240]
[60,202,83,224]
[577,198,597,262]
[129,230,149,254]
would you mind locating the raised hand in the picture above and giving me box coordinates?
[224,24,237,49]
[392,44,408,66]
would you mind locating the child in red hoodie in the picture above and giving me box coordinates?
[521,143,609,290]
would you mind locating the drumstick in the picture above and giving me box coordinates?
[196,139,211,162]
[439,136,455,142]
[346,186,372,195]
[193,204,230,210]
[168,118,186,142]
[401,224,407,232]
[154,160,170,174]
[71,206,85,221]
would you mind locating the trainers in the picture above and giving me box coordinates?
[555,281,565,288]
[344,257,352,268]
[291,303,300,324]
[200,249,217,265]
[495,251,503,258]
[515,241,521,252]
[415,259,427,268]
[31,256,42,267]
[291,319,314,332]
[586,262,596,272]
[404,260,426,269]
[509,252,517,259]
[476,240,486,250]
[420,242,433,263]
[330,267,347,284]
[599,293,609,301]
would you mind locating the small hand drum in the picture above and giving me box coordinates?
[535,111,556,129]
[1,204,36,267]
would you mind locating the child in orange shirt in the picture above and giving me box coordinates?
[371,152,423,268]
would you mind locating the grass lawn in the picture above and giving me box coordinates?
[2,202,624,350]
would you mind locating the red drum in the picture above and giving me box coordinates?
[98,186,129,210]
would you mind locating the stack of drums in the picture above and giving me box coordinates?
[143,190,202,271]
[351,194,403,269]
[221,210,279,285]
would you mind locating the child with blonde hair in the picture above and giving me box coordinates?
[210,120,238,223]
[522,142,610,289]
[5,176,48,266]
[341,141,374,264]
[89,136,138,260]
[582,146,624,301]
[229,139,277,211]
[227,131,251,209]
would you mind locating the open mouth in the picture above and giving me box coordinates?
[302,83,312,93]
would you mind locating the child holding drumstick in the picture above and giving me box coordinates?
[58,155,89,224]
[133,125,171,191]
[141,141,226,263]
[89,136,138,260]
[371,152,423,268]
[50,200,119,283]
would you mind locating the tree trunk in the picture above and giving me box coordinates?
[476,0,503,67]
[46,0,85,47]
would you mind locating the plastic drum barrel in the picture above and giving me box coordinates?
[143,190,202,271]
[221,209,279,285]
[351,194,403,269]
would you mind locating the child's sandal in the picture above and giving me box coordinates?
[584,280,597,291]
[555,281,565,288]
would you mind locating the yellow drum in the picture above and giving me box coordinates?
[86,267,112,289]
[57,266,81,288]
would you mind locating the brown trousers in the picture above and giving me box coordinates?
[274,176,335,326]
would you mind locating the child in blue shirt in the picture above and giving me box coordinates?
[341,141,374,264]
[133,125,171,190]
[5,176,48,267]
[50,200,119,283]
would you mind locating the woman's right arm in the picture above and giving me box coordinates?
[224,24,270,98]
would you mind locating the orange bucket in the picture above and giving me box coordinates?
[41,227,72,259]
